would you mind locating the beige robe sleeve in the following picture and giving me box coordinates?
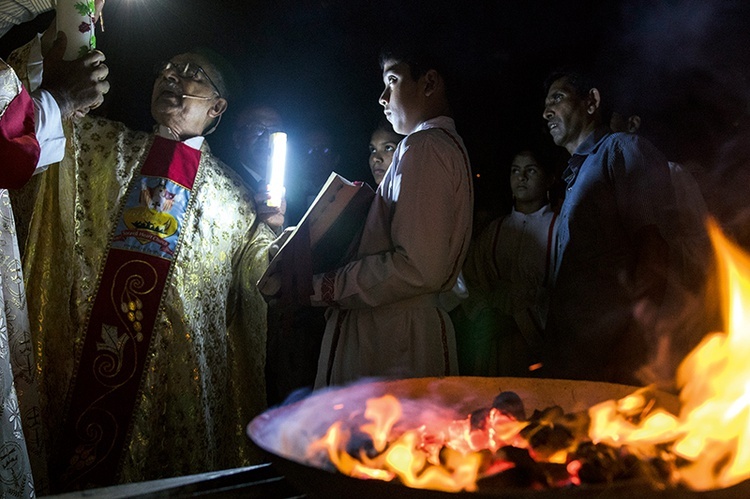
[311,131,471,309]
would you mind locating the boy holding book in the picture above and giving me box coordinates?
[308,42,473,387]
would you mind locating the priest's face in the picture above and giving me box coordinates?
[151,53,228,139]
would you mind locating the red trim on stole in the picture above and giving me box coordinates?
[142,135,201,188]
[0,86,39,189]
[52,138,200,491]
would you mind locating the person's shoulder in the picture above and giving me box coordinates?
[76,114,126,131]
[74,116,149,150]
[403,125,464,155]
[604,131,661,156]
[598,132,667,169]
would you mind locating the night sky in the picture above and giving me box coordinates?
[3,0,750,221]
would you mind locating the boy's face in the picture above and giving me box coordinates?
[509,152,551,205]
[379,59,425,135]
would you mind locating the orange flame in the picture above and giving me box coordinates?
[361,394,401,453]
[309,221,750,493]
[589,220,750,490]
[672,220,750,489]
[306,394,529,492]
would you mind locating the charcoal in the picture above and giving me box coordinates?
[519,404,593,460]
[641,454,677,487]
[345,430,378,459]
[558,410,591,442]
[492,391,526,420]
[476,446,549,490]
[470,407,491,430]
[521,422,574,458]
[476,466,538,490]
[572,444,678,489]
[528,405,565,423]
[610,447,677,488]
[539,462,575,487]
[573,441,628,484]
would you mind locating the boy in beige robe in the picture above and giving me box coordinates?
[309,44,473,387]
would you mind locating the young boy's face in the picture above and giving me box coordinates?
[379,59,425,135]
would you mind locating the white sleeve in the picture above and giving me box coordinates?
[0,0,54,39]
[26,31,44,92]
[30,88,65,170]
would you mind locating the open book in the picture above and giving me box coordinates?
[258,172,375,299]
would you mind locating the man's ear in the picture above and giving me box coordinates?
[209,98,228,119]
[586,88,601,115]
[423,69,441,97]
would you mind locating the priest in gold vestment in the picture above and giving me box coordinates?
[13,42,276,491]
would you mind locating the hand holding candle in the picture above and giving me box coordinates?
[56,0,97,60]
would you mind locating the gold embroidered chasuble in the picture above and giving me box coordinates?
[22,115,275,488]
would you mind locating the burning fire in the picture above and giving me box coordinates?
[306,220,750,493]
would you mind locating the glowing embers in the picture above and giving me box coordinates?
[307,387,677,492]
[308,393,527,492]
[305,222,750,493]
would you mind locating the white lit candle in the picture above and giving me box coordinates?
[266,132,287,208]
[56,0,96,60]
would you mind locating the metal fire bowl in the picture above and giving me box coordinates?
[247,376,745,498]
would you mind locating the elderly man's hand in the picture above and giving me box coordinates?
[41,32,110,121]
[255,192,286,231]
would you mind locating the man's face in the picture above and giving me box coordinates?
[509,152,550,205]
[151,53,226,138]
[379,59,425,135]
[302,129,339,183]
[233,107,283,170]
[543,77,592,153]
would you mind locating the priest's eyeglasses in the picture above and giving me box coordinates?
[156,61,222,97]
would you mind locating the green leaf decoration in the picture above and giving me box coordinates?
[96,324,129,361]
[91,34,96,49]
[74,2,92,17]
[77,45,89,58]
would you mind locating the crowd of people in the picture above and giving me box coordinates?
[0,0,726,496]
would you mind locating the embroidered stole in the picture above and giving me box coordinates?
[51,136,202,490]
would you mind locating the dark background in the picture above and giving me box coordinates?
[3,0,750,225]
